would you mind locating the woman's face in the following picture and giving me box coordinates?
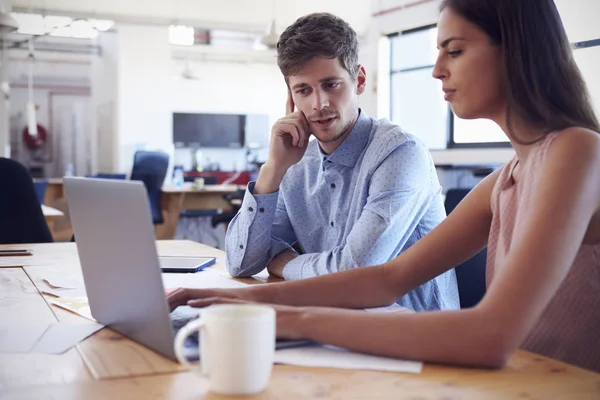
[432,7,506,121]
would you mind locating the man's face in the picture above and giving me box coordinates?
[288,57,366,152]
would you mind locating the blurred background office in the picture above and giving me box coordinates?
[0,0,598,245]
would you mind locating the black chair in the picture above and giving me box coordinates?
[210,189,245,228]
[444,188,487,309]
[86,173,127,180]
[0,158,53,244]
[130,151,170,225]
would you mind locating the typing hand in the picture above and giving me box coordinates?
[167,288,242,312]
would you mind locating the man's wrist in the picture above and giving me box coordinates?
[253,163,287,194]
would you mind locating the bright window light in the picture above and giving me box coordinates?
[88,19,114,32]
[10,12,113,39]
[169,25,194,46]
[50,20,98,39]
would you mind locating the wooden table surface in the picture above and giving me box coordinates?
[1,241,599,400]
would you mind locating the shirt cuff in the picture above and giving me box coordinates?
[241,181,279,228]
[281,256,306,280]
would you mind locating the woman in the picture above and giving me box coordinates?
[169,0,600,371]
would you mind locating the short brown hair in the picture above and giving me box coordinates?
[277,13,359,82]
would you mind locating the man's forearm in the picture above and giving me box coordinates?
[254,163,287,194]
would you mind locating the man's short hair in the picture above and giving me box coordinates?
[277,12,359,82]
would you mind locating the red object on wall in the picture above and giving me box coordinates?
[23,124,48,149]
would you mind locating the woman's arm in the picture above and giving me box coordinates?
[170,166,500,311]
[276,129,600,368]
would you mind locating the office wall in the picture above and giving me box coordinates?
[114,24,285,175]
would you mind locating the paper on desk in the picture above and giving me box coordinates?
[49,297,94,321]
[274,345,422,374]
[0,324,50,353]
[32,322,104,354]
[43,276,85,289]
[0,322,103,354]
[41,287,87,298]
[273,304,422,374]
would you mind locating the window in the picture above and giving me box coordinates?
[390,25,447,150]
[389,25,510,148]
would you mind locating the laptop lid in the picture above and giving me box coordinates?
[64,177,177,361]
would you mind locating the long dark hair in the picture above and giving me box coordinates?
[441,0,600,142]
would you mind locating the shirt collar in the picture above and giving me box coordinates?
[320,110,372,168]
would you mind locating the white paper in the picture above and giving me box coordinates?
[41,287,88,298]
[0,324,50,353]
[43,276,85,289]
[0,322,103,354]
[273,305,421,374]
[32,322,104,354]
[274,345,423,374]
[49,297,94,321]
[162,268,248,290]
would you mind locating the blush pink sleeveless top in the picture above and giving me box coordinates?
[486,132,600,372]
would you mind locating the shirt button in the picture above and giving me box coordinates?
[330,183,336,189]
[239,244,244,249]
[259,207,265,213]
[248,207,254,212]
[330,222,334,227]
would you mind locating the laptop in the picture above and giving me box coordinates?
[64,177,312,362]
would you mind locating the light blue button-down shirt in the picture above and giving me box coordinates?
[225,111,459,311]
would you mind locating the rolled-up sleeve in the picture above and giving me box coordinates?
[282,138,440,280]
[225,182,298,277]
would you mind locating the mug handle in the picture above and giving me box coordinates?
[174,317,205,369]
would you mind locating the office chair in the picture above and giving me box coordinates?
[33,180,49,205]
[130,151,170,225]
[0,158,54,244]
[86,173,127,180]
[444,188,487,309]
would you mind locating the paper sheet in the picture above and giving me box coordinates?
[43,276,85,289]
[32,322,104,354]
[41,287,87,298]
[274,345,423,374]
[273,303,422,374]
[0,322,103,354]
[0,324,50,353]
[49,297,94,321]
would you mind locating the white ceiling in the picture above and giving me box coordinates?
[8,0,374,35]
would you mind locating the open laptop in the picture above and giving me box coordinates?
[64,177,312,362]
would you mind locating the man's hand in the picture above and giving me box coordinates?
[267,248,298,278]
[254,91,311,194]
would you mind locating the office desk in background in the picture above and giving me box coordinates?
[37,179,243,241]
[0,240,599,399]
[41,204,64,234]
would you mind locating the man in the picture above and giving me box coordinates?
[225,13,458,311]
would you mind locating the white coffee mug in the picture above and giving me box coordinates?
[174,304,276,396]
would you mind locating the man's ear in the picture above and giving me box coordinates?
[356,65,367,95]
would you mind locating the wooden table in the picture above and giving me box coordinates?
[37,179,243,241]
[41,205,64,234]
[1,241,599,399]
